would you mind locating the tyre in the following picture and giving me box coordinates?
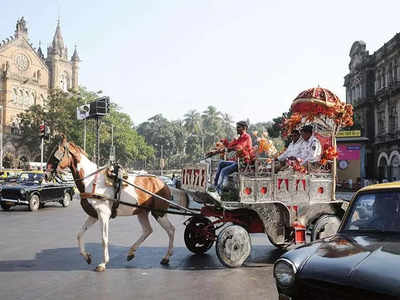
[29,194,40,211]
[61,192,71,207]
[311,215,341,241]
[184,217,215,254]
[1,202,11,211]
[216,225,251,268]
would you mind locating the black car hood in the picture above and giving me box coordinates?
[298,233,400,296]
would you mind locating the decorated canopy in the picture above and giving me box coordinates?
[291,87,342,115]
[283,87,354,135]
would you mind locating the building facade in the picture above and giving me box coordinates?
[344,36,400,181]
[0,17,79,163]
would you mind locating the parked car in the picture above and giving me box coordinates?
[158,175,177,188]
[0,171,75,211]
[274,182,400,300]
[0,169,23,183]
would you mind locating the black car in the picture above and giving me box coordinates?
[274,182,400,300]
[0,171,75,211]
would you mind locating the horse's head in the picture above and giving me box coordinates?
[45,134,85,182]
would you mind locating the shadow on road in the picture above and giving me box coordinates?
[0,243,286,272]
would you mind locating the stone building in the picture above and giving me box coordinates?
[0,17,80,164]
[344,36,400,181]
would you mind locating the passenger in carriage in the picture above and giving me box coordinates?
[277,129,302,163]
[297,125,322,165]
[206,120,252,194]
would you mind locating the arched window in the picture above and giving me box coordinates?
[24,91,30,107]
[60,71,70,91]
[18,90,24,106]
[12,88,18,104]
[377,153,389,181]
[390,153,400,181]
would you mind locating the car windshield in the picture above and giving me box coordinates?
[343,190,400,233]
[18,173,43,183]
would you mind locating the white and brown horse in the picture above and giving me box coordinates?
[45,135,175,272]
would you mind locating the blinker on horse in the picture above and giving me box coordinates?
[46,134,175,272]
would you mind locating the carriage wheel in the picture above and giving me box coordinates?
[216,225,251,268]
[184,217,215,254]
[311,215,341,241]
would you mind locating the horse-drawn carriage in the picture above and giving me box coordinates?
[180,87,354,267]
[45,86,353,272]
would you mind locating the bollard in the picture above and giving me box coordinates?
[293,222,306,244]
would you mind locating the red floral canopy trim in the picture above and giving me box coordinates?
[282,87,354,137]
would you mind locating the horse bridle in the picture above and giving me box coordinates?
[47,142,71,178]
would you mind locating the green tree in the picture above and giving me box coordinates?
[14,88,153,168]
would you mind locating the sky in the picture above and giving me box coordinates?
[2,0,400,125]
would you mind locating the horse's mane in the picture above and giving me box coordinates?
[68,141,89,157]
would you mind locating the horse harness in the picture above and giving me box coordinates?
[80,164,126,219]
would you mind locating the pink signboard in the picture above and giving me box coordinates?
[338,144,360,160]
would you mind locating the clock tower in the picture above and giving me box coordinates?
[46,19,79,91]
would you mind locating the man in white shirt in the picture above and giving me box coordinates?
[278,130,302,161]
[297,125,322,165]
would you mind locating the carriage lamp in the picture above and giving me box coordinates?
[274,258,297,289]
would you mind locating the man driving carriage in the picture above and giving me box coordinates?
[206,120,252,194]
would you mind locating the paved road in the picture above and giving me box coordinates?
[0,196,283,300]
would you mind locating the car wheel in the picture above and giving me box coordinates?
[62,192,71,207]
[29,194,40,211]
[311,215,341,241]
[1,202,11,211]
[216,225,251,268]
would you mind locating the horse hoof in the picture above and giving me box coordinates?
[160,258,169,265]
[127,254,135,261]
[86,254,92,265]
[95,265,106,272]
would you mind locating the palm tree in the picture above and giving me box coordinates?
[183,110,201,135]
[221,112,235,139]
[201,106,223,149]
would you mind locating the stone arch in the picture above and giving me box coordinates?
[389,151,400,181]
[377,152,389,181]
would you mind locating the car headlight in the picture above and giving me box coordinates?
[20,189,25,195]
[273,258,297,288]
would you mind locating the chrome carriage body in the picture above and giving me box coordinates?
[181,156,345,249]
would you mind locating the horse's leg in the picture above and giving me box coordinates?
[77,216,97,264]
[127,211,152,261]
[95,209,111,272]
[155,214,175,265]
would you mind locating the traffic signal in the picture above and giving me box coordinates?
[39,124,50,139]
[39,124,45,137]
[79,96,110,119]
[90,96,110,116]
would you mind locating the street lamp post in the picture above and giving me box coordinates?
[160,144,164,176]
[154,143,164,176]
